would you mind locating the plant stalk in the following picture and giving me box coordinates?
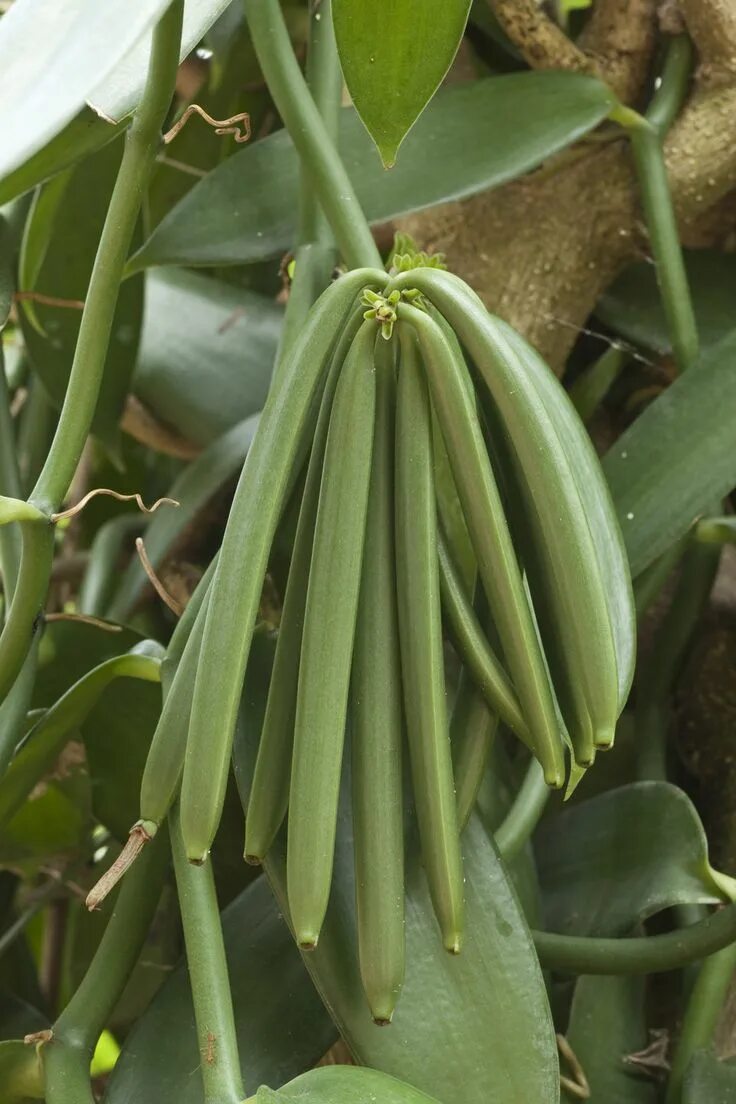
[43,830,169,1104]
[245,0,382,271]
[170,805,244,1104]
[495,758,549,862]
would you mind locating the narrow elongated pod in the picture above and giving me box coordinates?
[394,270,633,757]
[395,326,464,953]
[351,333,405,1023]
[400,303,564,787]
[437,530,530,748]
[287,321,376,948]
[451,666,498,831]
[245,311,363,863]
[180,268,384,862]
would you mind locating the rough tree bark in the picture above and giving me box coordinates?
[396,0,736,372]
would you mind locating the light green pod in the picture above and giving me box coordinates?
[437,529,530,749]
[245,313,363,864]
[395,326,464,954]
[351,333,405,1024]
[393,269,634,763]
[179,268,384,863]
[287,321,376,948]
[451,666,498,831]
[399,302,564,788]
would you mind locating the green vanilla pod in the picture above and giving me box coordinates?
[179,268,384,862]
[400,303,564,787]
[245,311,363,863]
[351,332,405,1023]
[395,326,464,954]
[394,270,634,757]
[287,321,376,948]
[437,529,530,748]
[451,666,498,831]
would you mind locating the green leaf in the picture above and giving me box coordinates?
[129,73,616,270]
[107,416,259,622]
[332,0,472,167]
[33,620,148,709]
[683,1051,736,1101]
[0,1039,44,1101]
[132,269,280,446]
[0,0,173,190]
[536,782,728,938]
[0,644,161,832]
[104,876,337,1104]
[18,138,143,457]
[0,0,233,205]
[597,251,736,356]
[603,332,736,577]
[561,978,656,1103]
[259,1066,443,1103]
[82,676,162,840]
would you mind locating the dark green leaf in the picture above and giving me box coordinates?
[261,1066,443,1103]
[561,978,656,1103]
[597,251,736,356]
[536,782,729,938]
[332,0,472,167]
[129,73,616,270]
[132,269,279,446]
[683,1051,736,1101]
[0,1,233,205]
[82,676,162,840]
[33,621,147,709]
[603,332,736,576]
[104,876,337,1104]
[107,416,259,622]
[18,138,143,456]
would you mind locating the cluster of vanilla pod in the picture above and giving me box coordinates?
[105,247,634,1024]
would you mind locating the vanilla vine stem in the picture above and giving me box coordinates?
[0,0,184,705]
[246,0,382,272]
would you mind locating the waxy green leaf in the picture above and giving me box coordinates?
[597,250,736,356]
[536,782,729,938]
[129,73,616,271]
[0,0,233,205]
[0,0,172,190]
[258,1066,443,1104]
[133,270,280,447]
[332,0,472,167]
[604,331,736,576]
[561,977,656,1103]
[683,1051,736,1101]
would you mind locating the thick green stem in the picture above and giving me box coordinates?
[272,0,341,389]
[666,942,736,1103]
[495,758,549,861]
[245,0,381,270]
[0,0,183,706]
[43,830,169,1104]
[0,343,22,596]
[170,806,244,1104]
[534,904,736,975]
[646,35,693,139]
[611,35,697,375]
